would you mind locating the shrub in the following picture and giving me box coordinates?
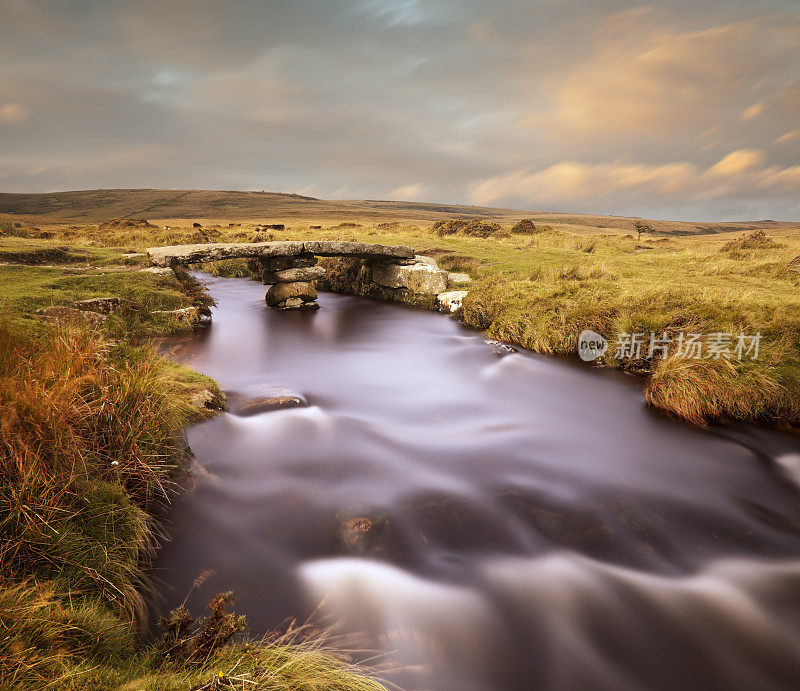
[721,229,777,252]
[432,219,507,238]
[511,219,537,234]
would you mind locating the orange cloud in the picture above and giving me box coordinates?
[707,149,766,176]
[391,182,428,201]
[521,13,799,138]
[472,151,800,208]
[0,102,29,124]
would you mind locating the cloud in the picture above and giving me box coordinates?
[0,146,165,186]
[741,102,766,122]
[390,182,429,201]
[0,0,797,220]
[0,101,28,124]
[520,11,799,140]
[471,151,800,209]
[707,150,766,176]
[775,130,800,145]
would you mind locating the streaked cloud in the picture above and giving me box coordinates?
[472,152,800,209]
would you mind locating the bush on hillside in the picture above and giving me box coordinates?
[432,219,508,238]
[721,229,778,252]
[511,219,538,234]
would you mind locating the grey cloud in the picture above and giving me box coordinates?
[0,0,797,220]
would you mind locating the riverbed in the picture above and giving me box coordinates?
[155,274,800,691]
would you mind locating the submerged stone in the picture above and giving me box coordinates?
[237,393,308,416]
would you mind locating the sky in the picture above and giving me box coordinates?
[0,0,798,221]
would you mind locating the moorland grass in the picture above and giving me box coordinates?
[0,235,385,689]
[8,220,800,426]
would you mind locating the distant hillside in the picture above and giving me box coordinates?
[0,188,796,236]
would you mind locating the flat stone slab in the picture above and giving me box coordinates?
[372,260,448,294]
[147,240,414,267]
[302,241,414,260]
[447,272,473,285]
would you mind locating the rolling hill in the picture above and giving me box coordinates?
[0,188,796,236]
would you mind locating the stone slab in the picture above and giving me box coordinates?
[146,241,305,267]
[302,241,414,259]
[372,260,448,294]
[147,240,414,266]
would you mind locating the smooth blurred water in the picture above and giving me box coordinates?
[155,274,800,690]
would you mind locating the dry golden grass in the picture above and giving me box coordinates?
[7,214,800,425]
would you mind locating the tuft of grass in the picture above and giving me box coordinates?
[0,322,184,614]
[432,218,508,238]
[721,229,779,252]
[511,219,538,234]
[645,356,796,426]
[198,258,258,278]
[0,246,89,265]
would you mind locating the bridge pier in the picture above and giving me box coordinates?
[259,253,322,310]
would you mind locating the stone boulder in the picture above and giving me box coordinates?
[73,297,122,314]
[153,307,201,324]
[140,266,175,276]
[237,393,308,416]
[436,290,468,314]
[447,272,472,286]
[265,281,318,307]
[414,255,439,267]
[372,260,448,294]
[270,266,326,283]
[37,306,107,325]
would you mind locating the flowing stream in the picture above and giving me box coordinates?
[155,274,800,691]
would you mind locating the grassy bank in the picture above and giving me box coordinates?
[177,218,800,428]
[6,216,800,427]
[2,211,798,683]
[0,230,386,689]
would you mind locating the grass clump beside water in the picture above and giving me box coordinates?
[0,321,175,688]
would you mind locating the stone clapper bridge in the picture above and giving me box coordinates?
[146,240,470,312]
